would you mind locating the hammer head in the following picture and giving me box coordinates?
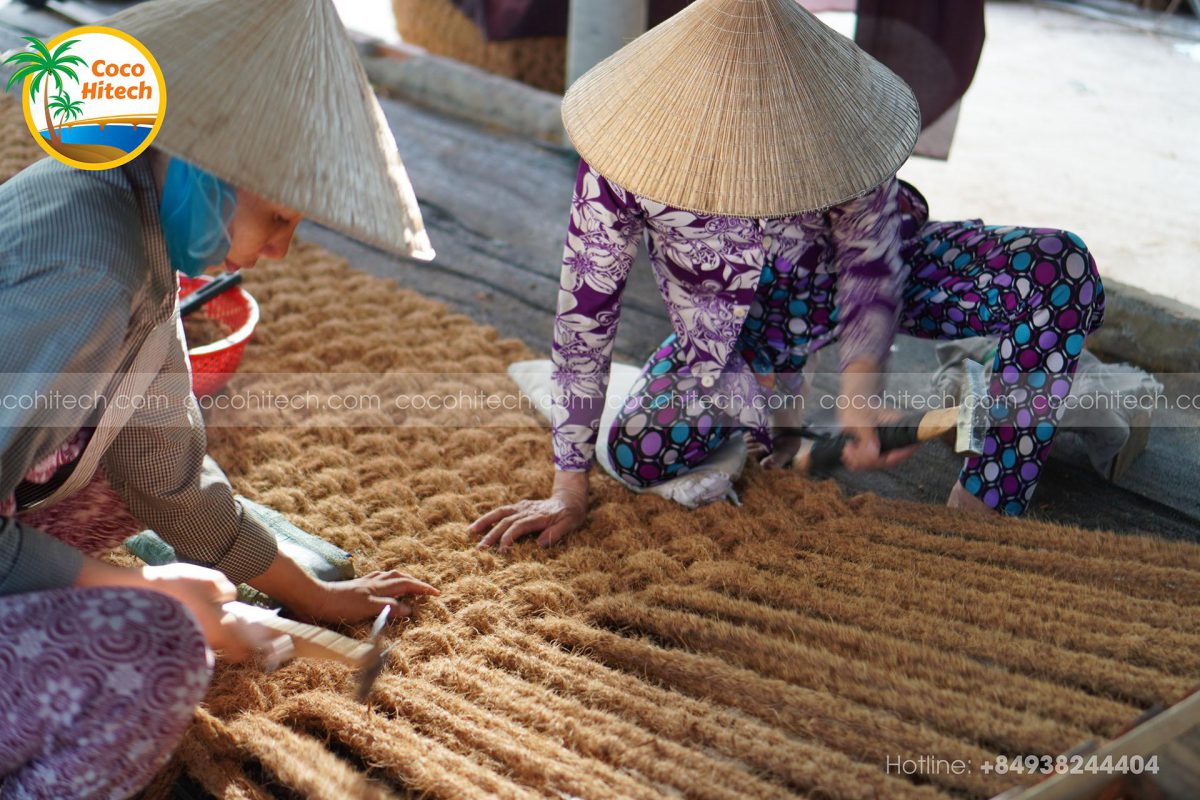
[354,605,392,702]
[223,601,392,702]
[954,359,988,456]
[354,644,389,702]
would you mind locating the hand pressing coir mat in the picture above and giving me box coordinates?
[2,97,1197,800]
[137,243,1197,800]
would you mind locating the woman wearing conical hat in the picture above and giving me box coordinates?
[473,0,1104,549]
[0,1,438,793]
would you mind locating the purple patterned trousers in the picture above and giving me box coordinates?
[608,220,1105,516]
[1,475,212,799]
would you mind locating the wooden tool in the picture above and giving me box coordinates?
[223,602,390,701]
[990,686,1200,800]
[795,359,989,476]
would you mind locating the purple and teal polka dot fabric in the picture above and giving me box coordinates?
[905,222,1104,514]
[608,191,1104,515]
[608,336,735,485]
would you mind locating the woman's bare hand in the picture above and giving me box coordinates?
[838,407,918,472]
[747,432,807,470]
[133,563,265,662]
[470,470,588,552]
[835,359,918,472]
[296,570,440,625]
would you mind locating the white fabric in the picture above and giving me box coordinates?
[932,340,1161,478]
[507,360,746,509]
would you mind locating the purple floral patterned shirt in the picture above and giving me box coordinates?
[551,160,907,472]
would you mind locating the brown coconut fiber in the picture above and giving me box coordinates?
[0,96,42,184]
[392,0,568,94]
[173,249,1200,800]
[2,97,1199,799]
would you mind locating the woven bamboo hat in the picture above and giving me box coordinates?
[105,0,434,259]
[561,0,920,218]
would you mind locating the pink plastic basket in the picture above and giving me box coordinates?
[179,275,259,398]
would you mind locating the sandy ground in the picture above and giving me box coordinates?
[811,3,1200,308]
[890,3,1200,308]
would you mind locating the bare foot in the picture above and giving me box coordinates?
[946,480,993,516]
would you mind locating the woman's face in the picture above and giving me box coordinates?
[222,189,303,270]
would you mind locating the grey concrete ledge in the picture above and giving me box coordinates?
[1089,279,1200,373]
[361,43,568,148]
[1035,0,1200,42]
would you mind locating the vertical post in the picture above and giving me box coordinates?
[566,0,650,87]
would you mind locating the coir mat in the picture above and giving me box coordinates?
[2,96,1197,800]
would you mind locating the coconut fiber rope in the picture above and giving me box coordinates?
[170,244,1200,800]
[1,97,1198,798]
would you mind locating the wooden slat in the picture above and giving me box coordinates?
[992,691,1200,800]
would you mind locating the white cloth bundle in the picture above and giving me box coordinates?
[931,340,1161,479]
[506,360,746,509]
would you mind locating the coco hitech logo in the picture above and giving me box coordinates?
[4,26,166,170]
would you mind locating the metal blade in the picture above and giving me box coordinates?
[369,605,391,642]
[354,605,393,702]
[354,643,393,703]
[955,359,988,455]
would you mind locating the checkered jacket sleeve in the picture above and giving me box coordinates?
[100,323,278,585]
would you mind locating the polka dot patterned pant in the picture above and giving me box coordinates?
[608,221,1105,516]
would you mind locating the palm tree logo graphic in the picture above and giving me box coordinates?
[2,28,165,169]
[50,93,85,126]
[4,37,86,147]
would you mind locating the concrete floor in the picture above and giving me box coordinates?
[892,2,1200,308]
[763,2,1200,309]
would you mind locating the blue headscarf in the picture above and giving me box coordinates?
[159,158,238,277]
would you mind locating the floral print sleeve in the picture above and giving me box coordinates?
[828,176,907,370]
[551,161,645,471]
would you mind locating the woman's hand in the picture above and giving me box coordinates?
[249,553,439,626]
[77,559,271,662]
[840,424,918,471]
[136,562,236,643]
[294,570,441,625]
[747,395,808,469]
[470,470,588,552]
[836,358,916,472]
[838,406,918,471]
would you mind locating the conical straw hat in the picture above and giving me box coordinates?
[105,0,434,260]
[562,0,920,218]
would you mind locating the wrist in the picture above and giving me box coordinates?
[247,551,325,615]
[552,469,589,510]
[74,556,142,589]
[840,359,884,422]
